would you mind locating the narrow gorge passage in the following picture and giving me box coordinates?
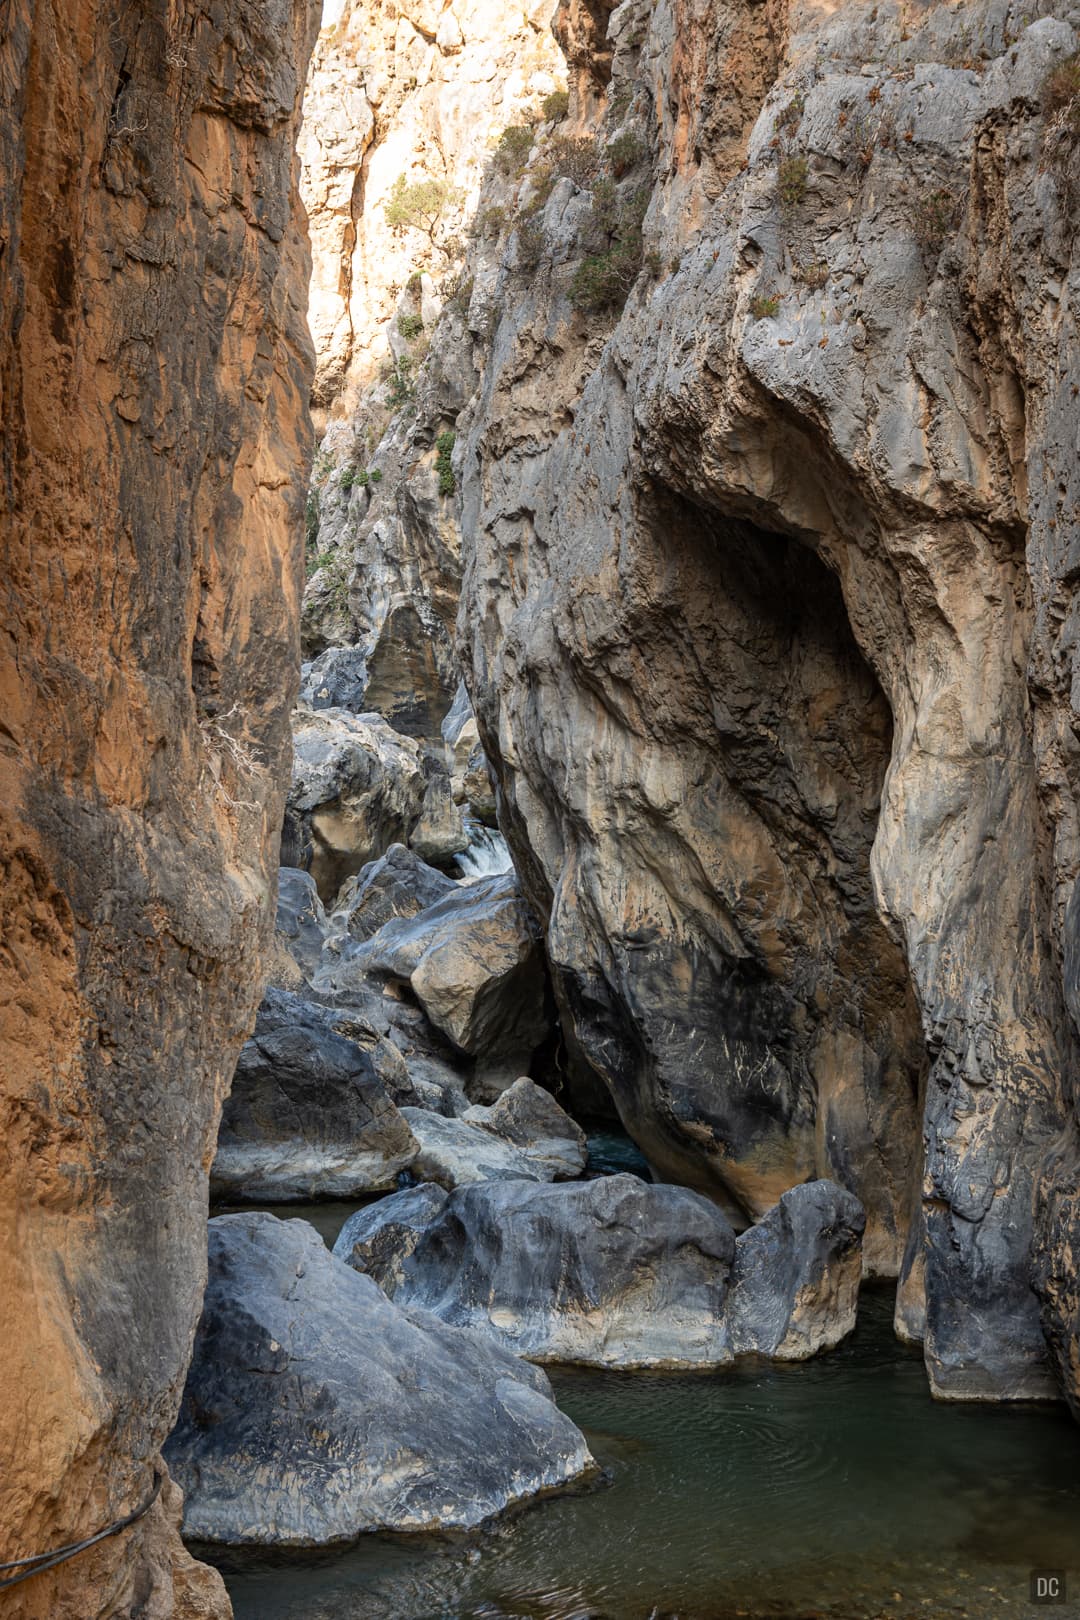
[4,0,1080,1617]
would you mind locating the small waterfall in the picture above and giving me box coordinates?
[456,816,513,881]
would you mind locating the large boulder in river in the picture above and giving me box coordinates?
[166,1215,594,1544]
[727,1180,866,1360]
[463,1077,587,1180]
[211,987,418,1200]
[275,866,329,980]
[333,1182,449,1290]
[379,1174,738,1367]
[348,871,550,1096]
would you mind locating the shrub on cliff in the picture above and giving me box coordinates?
[495,124,535,177]
[542,89,569,123]
[385,175,459,253]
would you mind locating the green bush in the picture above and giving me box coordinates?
[542,89,570,123]
[406,269,423,294]
[479,205,508,237]
[494,124,535,176]
[777,155,808,211]
[370,468,383,484]
[397,312,424,340]
[749,293,780,319]
[606,130,646,178]
[569,181,649,312]
[435,430,457,496]
[549,134,603,187]
[383,355,416,408]
[384,175,457,242]
[516,218,546,269]
[774,91,805,134]
[339,466,357,490]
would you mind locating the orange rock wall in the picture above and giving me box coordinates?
[0,0,317,1613]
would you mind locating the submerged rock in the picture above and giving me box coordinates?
[463,1077,587,1180]
[727,1181,866,1360]
[211,987,418,1200]
[167,1214,594,1544]
[380,1174,738,1367]
[333,1182,450,1289]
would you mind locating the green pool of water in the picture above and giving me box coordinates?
[204,1288,1080,1619]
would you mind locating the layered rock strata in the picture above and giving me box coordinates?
[0,1,317,1613]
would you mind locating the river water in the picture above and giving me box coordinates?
[205,1270,1080,1620]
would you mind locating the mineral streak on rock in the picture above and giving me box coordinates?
[0,0,319,1611]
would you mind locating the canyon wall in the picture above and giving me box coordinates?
[0,0,317,1614]
[302,0,1080,1405]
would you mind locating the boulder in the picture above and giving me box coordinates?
[349,871,550,1095]
[333,1182,449,1289]
[463,1077,587,1180]
[211,987,418,1200]
[333,843,458,943]
[727,1181,866,1360]
[381,1174,738,1367]
[288,703,427,901]
[166,1214,594,1544]
[399,1107,544,1188]
[275,866,329,981]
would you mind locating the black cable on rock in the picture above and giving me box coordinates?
[0,1467,164,1590]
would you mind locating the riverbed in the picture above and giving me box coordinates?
[202,1278,1080,1619]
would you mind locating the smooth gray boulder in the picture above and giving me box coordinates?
[347,870,551,1096]
[211,987,418,1200]
[727,1180,866,1360]
[166,1215,594,1544]
[463,1077,587,1180]
[381,1174,738,1367]
[399,1107,544,1188]
[333,1182,449,1289]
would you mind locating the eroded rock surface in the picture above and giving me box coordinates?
[463,1076,588,1180]
[0,0,317,1611]
[166,1214,594,1543]
[727,1182,866,1361]
[333,1181,450,1288]
[211,987,418,1200]
[378,1173,738,1366]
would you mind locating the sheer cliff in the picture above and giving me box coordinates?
[306,0,1080,1414]
[0,1,317,1614]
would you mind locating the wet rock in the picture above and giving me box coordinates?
[211,987,418,1200]
[463,1077,587,1180]
[399,1107,545,1188]
[727,1181,866,1360]
[333,1182,450,1289]
[383,1174,738,1367]
[166,1213,594,1544]
[351,871,551,1095]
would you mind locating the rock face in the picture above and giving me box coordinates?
[299,0,1080,1412]
[376,1173,739,1367]
[334,841,459,941]
[166,1214,594,1544]
[211,987,418,1200]
[727,1182,866,1361]
[444,0,1080,1403]
[0,1,316,1614]
[333,1181,450,1288]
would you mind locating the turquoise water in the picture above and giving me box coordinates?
[204,1287,1080,1619]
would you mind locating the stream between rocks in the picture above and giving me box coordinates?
[199,1272,1080,1620]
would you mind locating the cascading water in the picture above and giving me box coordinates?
[455,815,513,881]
